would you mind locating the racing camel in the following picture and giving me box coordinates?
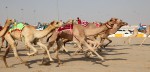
[51,18,127,53]
[0,19,15,67]
[124,25,150,46]
[1,20,63,67]
[98,21,128,48]
[46,18,124,66]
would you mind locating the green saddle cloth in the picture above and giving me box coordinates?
[9,22,25,33]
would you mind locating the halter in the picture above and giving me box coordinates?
[105,22,112,29]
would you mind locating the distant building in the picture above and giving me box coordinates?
[109,25,148,37]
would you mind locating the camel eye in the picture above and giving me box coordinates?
[110,20,113,22]
[56,22,59,24]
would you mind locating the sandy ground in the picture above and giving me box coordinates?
[0,37,150,72]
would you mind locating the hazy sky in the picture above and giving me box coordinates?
[0,0,150,25]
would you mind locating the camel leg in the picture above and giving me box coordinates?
[140,34,149,46]
[128,37,132,45]
[128,35,137,45]
[26,41,38,56]
[86,39,101,50]
[104,37,112,47]
[62,43,68,52]
[0,37,5,50]
[55,39,63,67]
[62,38,71,53]
[75,36,104,61]
[2,45,10,68]
[73,38,83,55]
[124,32,137,45]
[124,35,132,44]
[47,31,59,50]
[5,34,26,64]
[124,36,132,45]
[81,38,104,61]
[36,41,54,62]
[99,38,105,49]
[73,43,82,55]
[47,41,55,50]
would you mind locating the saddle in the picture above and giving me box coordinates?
[8,22,25,33]
[138,27,146,33]
[57,24,73,32]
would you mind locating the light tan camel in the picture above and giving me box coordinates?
[124,25,150,46]
[0,19,15,67]
[2,21,63,67]
[47,18,123,66]
[0,19,15,37]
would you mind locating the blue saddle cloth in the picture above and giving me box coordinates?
[138,26,146,31]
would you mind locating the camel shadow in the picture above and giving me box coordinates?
[129,44,150,46]
[103,47,130,52]
[10,58,45,68]
[61,57,109,67]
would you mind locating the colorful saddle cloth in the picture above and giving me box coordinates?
[80,20,89,27]
[93,22,101,27]
[8,22,25,33]
[57,24,73,32]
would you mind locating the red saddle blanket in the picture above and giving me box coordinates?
[57,24,73,32]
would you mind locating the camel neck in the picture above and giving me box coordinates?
[85,24,109,36]
[0,21,10,37]
[35,24,56,38]
[108,24,120,34]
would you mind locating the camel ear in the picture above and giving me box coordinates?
[50,21,55,25]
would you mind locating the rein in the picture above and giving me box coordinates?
[105,23,112,29]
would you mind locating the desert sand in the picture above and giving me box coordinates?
[0,37,150,72]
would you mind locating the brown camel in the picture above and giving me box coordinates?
[2,20,63,67]
[47,18,123,66]
[98,21,128,48]
[0,19,15,67]
[58,18,128,53]
[124,25,150,46]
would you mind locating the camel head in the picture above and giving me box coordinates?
[110,18,128,28]
[104,18,119,29]
[110,18,123,24]
[50,20,63,28]
[5,19,15,26]
[120,22,128,27]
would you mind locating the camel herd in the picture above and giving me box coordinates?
[0,17,147,68]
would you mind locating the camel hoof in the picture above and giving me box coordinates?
[84,51,91,58]
[101,59,105,62]
[40,58,51,66]
[5,65,9,68]
[50,60,54,62]
[140,45,143,47]
[27,53,34,56]
[27,52,38,56]
[56,62,63,67]
[42,61,51,66]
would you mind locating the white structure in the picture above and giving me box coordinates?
[109,25,148,37]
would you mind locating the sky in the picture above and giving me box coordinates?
[0,0,150,25]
